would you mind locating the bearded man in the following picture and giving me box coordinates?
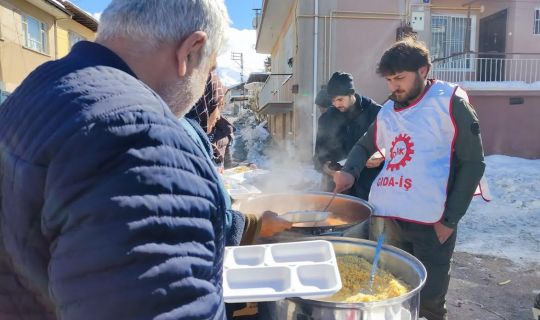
[333,38,488,320]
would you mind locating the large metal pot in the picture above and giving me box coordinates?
[259,237,427,320]
[235,192,373,238]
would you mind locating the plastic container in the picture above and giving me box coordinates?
[223,240,342,303]
[226,183,261,200]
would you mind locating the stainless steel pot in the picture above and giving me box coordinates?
[235,192,373,239]
[259,237,427,320]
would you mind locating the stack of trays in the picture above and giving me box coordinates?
[223,240,342,303]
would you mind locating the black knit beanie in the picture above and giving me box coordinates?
[315,87,331,107]
[327,71,355,97]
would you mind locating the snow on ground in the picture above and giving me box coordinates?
[456,155,540,265]
[252,154,540,265]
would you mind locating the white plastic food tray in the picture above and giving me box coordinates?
[223,240,342,303]
[226,183,261,200]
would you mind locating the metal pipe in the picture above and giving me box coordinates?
[312,0,319,155]
[328,15,402,20]
[323,17,328,82]
[53,18,58,59]
[430,6,482,11]
[298,14,403,20]
[331,10,405,17]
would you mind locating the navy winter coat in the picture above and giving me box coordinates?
[0,41,227,319]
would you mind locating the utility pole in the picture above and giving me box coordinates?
[231,52,245,109]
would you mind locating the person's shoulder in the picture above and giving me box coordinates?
[450,91,475,113]
[360,95,382,109]
[450,94,480,125]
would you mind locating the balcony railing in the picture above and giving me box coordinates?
[430,52,540,86]
[258,74,293,110]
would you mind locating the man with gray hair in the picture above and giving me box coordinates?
[0,1,230,319]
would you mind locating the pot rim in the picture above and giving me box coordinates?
[243,191,375,212]
[240,191,374,230]
[287,236,428,309]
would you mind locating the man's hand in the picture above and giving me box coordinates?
[434,221,454,244]
[366,151,385,168]
[333,171,355,193]
[322,161,338,176]
[258,211,293,238]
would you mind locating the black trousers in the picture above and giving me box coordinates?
[370,217,456,320]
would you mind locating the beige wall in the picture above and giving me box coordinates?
[266,4,297,155]
[0,0,56,91]
[510,1,540,54]
[331,0,403,102]
[56,19,95,58]
[0,1,96,91]
[470,92,540,159]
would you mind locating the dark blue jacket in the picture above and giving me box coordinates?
[0,41,226,319]
[314,94,381,199]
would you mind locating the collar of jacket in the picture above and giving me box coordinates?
[69,41,137,79]
[346,93,365,117]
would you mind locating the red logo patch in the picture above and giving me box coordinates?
[387,133,414,171]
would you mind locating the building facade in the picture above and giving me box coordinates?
[256,0,540,159]
[0,0,97,101]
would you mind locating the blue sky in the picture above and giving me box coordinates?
[71,0,261,30]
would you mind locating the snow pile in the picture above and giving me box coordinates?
[230,108,271,167]
[456,155,540,265]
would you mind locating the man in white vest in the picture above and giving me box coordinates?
[333,38,487,320]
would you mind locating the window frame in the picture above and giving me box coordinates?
[430,13,477,72]
[68,31,85,49]
[534,8,540,35]
[22,14,49,54]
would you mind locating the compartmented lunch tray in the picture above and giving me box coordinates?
[223,240,342,303]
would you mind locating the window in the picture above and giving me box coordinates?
[69,31,85,49]
[430,14,476,69]
[535,9,540,34]
[22,15,48,54]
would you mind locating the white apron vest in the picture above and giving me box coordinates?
[369,80,490,224]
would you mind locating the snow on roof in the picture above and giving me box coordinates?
[460,81,540,91]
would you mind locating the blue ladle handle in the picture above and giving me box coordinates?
[368,232,385,291]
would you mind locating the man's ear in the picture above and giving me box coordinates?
[175,31,207,78]
[419,65,429,78]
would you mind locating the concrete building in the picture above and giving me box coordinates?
[0,0,97,101]
[256,0,540,159]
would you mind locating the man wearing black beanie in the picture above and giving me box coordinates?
[314,71,383,201]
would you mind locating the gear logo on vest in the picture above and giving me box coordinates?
[387,133,414,171]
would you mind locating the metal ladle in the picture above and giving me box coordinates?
[281,191,337,224]
[322,190,337,212]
